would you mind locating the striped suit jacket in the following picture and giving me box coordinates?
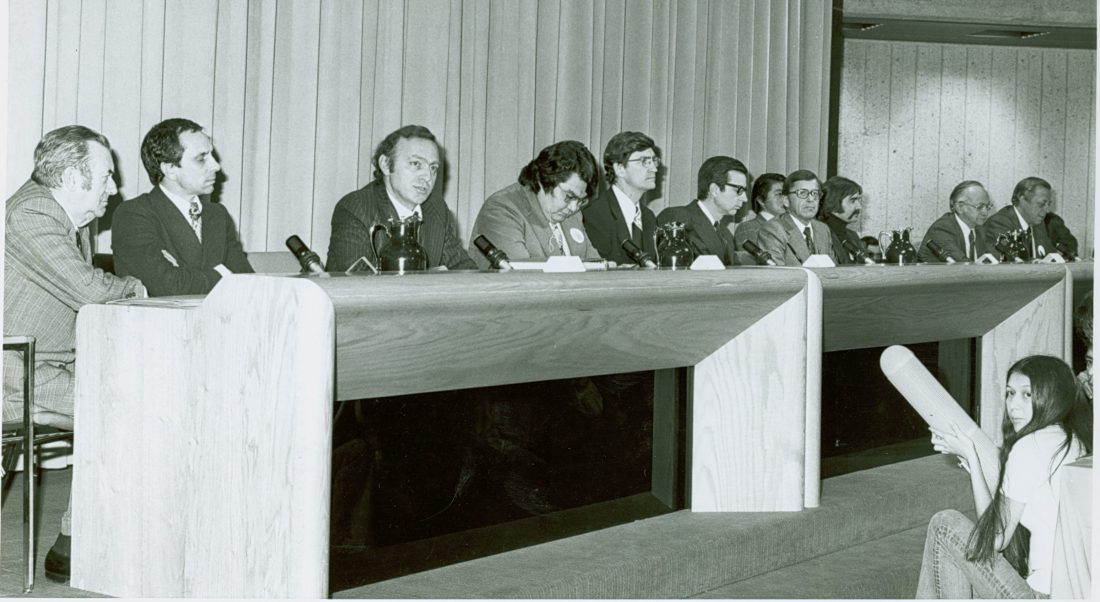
[327,179,476,272]
[4,179,144,420]
[757,212,837,266]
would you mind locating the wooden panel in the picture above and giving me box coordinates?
[862,42,892,226]
[837,40,865,194]
[978,272,1068,444]
[962,47,992,187]
[887,44,916,229]
[690,287,812,512]
[72,277,334,598]
[815,263,1067,352]
[318,269,810,400]
[1012,49,1044,206]
[987,47,1018,215]
[910,44,943,236]
[1039,51,1069,196]
[937,45,967,207]
[239,1,277,251]
[210,0,251,229]
[1062,52,1093,239]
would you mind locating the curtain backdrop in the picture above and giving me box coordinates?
[7,0,832,260]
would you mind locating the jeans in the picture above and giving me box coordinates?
[916,509,1046,599]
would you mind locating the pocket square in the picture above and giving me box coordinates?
[161,249,179,267]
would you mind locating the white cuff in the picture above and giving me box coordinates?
[214,264,232,277]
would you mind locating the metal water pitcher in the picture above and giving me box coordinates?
[369,215,428,274]
[653,221,695,269]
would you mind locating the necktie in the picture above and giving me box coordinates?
[631,204,643,248]
[550,222,568,256]
[1026,228,1036,258]
[803,226,816,255]
[968,230,976,262]
[188,198,202,242]
[74,230,84,259]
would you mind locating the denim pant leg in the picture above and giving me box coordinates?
[916,509,1040,599]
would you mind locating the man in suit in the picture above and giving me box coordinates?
[983,176,1055,260]
[757,170,837,266]
[657,155,752,266]
[917,180,993,263]
[113,118,253,295]
[5,125,146,583]
[582,131,660,266]
[327,124,476,272]
[733,172,785,251]
[469,140,602,267]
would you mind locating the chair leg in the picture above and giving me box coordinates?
[23,342,37,594]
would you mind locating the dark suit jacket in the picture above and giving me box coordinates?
[656,200,743,266]
[581,184,656,266]
[821,214,867,265]
[327,179,476,272]
[757,213,837,266]
[917,212,989,263]
[113,186,253,296]
[1044,212,1079,257]
[983,204,1053,258]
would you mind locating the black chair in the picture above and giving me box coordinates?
[2,336,74,593]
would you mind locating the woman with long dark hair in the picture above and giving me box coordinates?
[916,355,1092,598]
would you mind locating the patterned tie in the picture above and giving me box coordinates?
[1026,228,1037,258]
[631,204,643,248]
[803,226,816,255]
[550,222,568,256]
[968,230,977,262]
[74,230,84,259]
[188,198,203,242]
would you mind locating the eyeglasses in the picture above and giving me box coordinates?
[626,156,661,169]
[787,189,820,200]
[959,201,994,212]
[724,183,748,197]
[557,185,590,210]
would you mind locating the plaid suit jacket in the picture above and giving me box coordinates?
[757,212,837,266]
[326,179,476,272]
[4,179,144,420]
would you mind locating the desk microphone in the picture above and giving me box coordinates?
[473,235,513,271]
[925,240,956,264]
[994,238,1024,263]
[621,239,657,268]
[842,239,876,265]
[742,240,777,266]
[285,235,325,274]
[1055,242,1077,262]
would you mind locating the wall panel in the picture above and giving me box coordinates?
[839,39,1096,253]
[7,0,832,262]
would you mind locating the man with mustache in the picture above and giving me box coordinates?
[327,124,476,272]
[582,131,661,266]
[917,180,994,263]
[5,125,147,583]
[113,118,254,295]
[819,176,867,265]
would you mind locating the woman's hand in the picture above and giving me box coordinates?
[930,423,974,459]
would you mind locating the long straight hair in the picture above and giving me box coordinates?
[966,356,1093,574]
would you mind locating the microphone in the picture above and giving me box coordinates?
[841,239,876,265]
[742,240,778,266]
[994,237,1023,263]
[1055,241,1078,262]
[621,239,657,268]
[473,235,513,271]
[285,235,325,274]
[925,240,956,264]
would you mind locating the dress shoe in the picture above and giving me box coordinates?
[44,533,70,584]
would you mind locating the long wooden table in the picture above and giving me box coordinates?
[70,268,821,598]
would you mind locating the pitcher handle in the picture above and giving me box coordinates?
[652,228,662,265]
[368,223,386,264]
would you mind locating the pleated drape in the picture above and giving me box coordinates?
[6,0,832,260]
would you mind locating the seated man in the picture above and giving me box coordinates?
[818,176,867,264]
[757,170,837,265]
[733,172,785,250]
[917,180,993,263]
[582,131,661,266]
[113,118,253,295]
[983,176,1054,260]
[1045,212,1079,259]
[327,124,476,272]
[5,125,146,583]
[657,155,752,266]
[469,140,601,266]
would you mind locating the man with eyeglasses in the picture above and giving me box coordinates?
[917,180,993,263]
[582,131,661,266]
[983,177,1056,260]
[469,140,602,267]
[327,124,476,272]
[757,169,837,266]
[657,155,753,265]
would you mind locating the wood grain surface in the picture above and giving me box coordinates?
[71,276,335,598]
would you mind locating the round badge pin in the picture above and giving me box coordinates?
[569,227,585,244]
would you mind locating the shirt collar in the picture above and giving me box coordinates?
[160,185,199,220]
[697,201,720,226]
[388,194,423,222]
[759,210,776,221]
[611,184,638,220]
[789,214,810,232]
[1012,206,1030,230]
[953,213,974,238]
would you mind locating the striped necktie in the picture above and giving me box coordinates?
[631,204,643,248]
[803,226,816,255]
[968,230,976,262]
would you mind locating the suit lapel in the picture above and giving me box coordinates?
[520,188,556,256]
[199,198,225,267]
[687,201,725,260]
[150,187,204,267]
[602,187,632,250]
[781,214,811,262]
